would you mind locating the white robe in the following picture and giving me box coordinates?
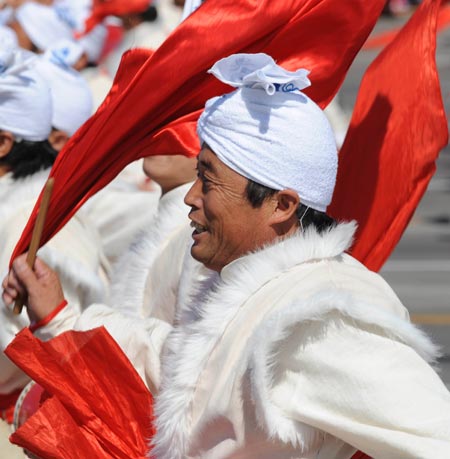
[149,222,450,459]
[0,170,108,394]
[82,173,160,267]
[28,208,450,457]
[33,184,200,394]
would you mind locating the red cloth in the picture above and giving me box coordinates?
[351,452,371,459]
[329,0,448,271]
[98,23,125,62]
[363,3,450,49]
[81,0,150,35]
[11,0,386,266]
[0,388,22,424]
[5,327,154,459]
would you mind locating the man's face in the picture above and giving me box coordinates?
[184,146,276,272]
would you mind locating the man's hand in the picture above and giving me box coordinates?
[2,254,65,323]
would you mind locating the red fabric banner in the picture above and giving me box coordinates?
[363,3,450,50]
[81,0,150,35]
[329,0,448,271]
[5,327,154,459]
[11,0,386,265]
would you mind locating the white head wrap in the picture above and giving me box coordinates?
[36,44,93,136]
[15,2,74,51]
[0,6,13,26]
[0,49,52,141]
[0,25,18,50]
[78,23,107,64]
[197,53,338,212]
[44,38,84,67]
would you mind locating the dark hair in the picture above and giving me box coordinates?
[245,179,337,234]
[0,139,57,179]
[139,5,158,22]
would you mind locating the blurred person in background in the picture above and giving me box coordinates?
[34,39,94,149]
[0,47,108,457]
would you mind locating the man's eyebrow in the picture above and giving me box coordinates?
[198,158,214,172]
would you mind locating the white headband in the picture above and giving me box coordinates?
[15,2,74,51]
[197,53,338,212]
[36,51,93,136]
[0,25,18,50]
[0,49,52,142]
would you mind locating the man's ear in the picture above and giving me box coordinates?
[0,131,15,158]
[48,129,69,152]
[269,189,300,225]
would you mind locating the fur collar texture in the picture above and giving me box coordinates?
[108,183,192,314]
[150,222,439,458]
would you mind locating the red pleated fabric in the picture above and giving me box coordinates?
[11,0,386,265]
[5,327,154,459]
[329,0,448,271]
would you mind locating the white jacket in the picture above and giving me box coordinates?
[28,207,450,458]
[34,184,201,394]
[148,222,450,459]
[82,174,160,267]
[0,170,108,393]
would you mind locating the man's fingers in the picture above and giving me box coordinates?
[2,288,15,305]
[33,257,52,279]
[2,271,24,306]
[11,256,38,291]
[1,275,9,291]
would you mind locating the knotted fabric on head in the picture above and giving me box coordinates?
[15,2,74,51]
[197,53,338,212]
[44,39,85,68]
[37,43,93,136]
[0,49,52,141]
[0,25,18,49]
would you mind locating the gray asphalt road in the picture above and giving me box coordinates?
[339,11,450,388]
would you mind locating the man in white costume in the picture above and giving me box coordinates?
[34,40,94,150]
[3,53,450,459]
[0,49,107,457]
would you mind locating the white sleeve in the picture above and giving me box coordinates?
[267,318,450,459]
[74,304,172,395]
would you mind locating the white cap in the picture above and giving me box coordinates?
[0,6,13,26]
[15,2,74,51]
[44,39,85,68]
[78,23,107,64]
[0,25,18,50]
[0,49,53,141]
[36,47,93,136]
[197,53,338,212]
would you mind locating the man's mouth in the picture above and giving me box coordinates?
[190,221,208,234]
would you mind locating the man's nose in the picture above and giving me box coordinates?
[184,178,202,208]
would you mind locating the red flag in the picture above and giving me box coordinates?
[5,327,154,459]
[11,0,386,265]
[329,0,448,271]
[80,0,150,36]
[363,2,450,50]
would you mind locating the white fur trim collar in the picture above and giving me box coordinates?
[150,221,439,458]
[109,183,192,314]
[150,222,357,458]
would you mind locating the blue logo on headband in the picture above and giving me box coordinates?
[274,83,301,93]
[50,47,71,68]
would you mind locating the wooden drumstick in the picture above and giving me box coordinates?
[13,178,55,315]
